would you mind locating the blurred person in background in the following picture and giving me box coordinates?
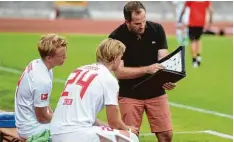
[172,1,190,46]
[50,38,139,142]
[14,34,68,140]
[109,1,176,142]
[179,1,213,68]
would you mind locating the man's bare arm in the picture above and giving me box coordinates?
[114,60,148,79]
[207,5,213,25]
[35,106,53,123]
[106,105,130,131]
[106,105,139,134]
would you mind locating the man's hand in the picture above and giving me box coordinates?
[162,82,176,91]
[128,126,139,135]
[146,63,164,74]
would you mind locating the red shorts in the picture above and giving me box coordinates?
[118,94,172,133]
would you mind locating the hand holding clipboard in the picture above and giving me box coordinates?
[132,46,186,89]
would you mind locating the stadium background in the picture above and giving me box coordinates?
[0,1,232,142]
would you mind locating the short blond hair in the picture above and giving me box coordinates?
[37,33,67,59]
[96,38,126,64]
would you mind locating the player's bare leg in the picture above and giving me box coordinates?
[155,130,173,142]
[183,26,189,46]
[196,40,202,66]
[191,40,198,68]
[176,27,184,46]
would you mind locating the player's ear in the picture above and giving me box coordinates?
[45,56,52,61]
[112,57,117,64]
[125,19,130,25]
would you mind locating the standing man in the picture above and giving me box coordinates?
[109,1,176,142]
[14,34,68,139]
[50,38,139,142]
[179,1,213,67]
[172,1,190,46]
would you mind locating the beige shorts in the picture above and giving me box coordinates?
[118,94,172,134]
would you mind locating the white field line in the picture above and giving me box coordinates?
[204,130,233,140]
[0,66,233,120]
[169,102,233,119]
[140,130,233,140]
[140,130,205,136]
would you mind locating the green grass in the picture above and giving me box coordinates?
[0,33,232,141]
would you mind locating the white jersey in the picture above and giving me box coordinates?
[14,59,53,138]
[50,63,119,135]
[172,1,190,24]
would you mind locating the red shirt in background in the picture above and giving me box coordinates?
[185,1,210,27]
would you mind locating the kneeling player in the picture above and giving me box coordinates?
[50,38,139,142]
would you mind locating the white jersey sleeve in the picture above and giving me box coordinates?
[33,81,51,107]
[103,78,119,106]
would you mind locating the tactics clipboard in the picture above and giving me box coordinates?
[132,46,186,89]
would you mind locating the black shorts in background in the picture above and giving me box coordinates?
[188,26,204,41]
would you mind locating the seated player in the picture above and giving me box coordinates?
[50,38,139,142]
[14,34,68,139]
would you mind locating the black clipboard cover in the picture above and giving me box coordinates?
[132,46,186,89]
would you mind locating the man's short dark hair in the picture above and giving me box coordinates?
[123,1,146,21]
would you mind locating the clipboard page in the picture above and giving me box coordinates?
[132,46,186,89]
[158,46,186,73]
